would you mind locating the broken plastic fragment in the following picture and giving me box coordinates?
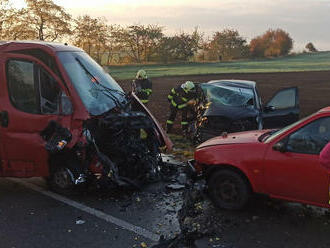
[56,140,68,150]
[76,219,86,225]
[166,184,185,190]
[75,174,87,185]
[140,242,148,248]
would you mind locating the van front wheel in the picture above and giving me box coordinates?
[48,166,76,195]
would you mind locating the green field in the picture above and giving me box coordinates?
[107,51,330,80]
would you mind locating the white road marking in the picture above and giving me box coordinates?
[8,178,160,242]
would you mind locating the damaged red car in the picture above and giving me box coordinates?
[192,107,330,210]
[0,41,172,194]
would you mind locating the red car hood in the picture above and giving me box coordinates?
[197,130,270,149]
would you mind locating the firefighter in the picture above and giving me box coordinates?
[132,69,152,104]
[166,81,197,133]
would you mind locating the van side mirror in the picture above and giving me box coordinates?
[264,105,276,112]
[61,92,73,115]
[273,141,286,153]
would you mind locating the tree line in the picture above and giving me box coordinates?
[0,0,318,65]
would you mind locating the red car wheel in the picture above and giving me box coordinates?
[208,169,250,210]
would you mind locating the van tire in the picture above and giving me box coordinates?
[47,166,76,195]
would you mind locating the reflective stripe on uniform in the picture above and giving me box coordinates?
[171,88,176,94]
[142,89,152,95]
[178,103,186,109]
[171,99,177,107]
[167,120,174,124]
[140,129,148,139]
[181,121,188,125]
[181,97,188,102]
[141,99,149,103]
[168,95,173,100]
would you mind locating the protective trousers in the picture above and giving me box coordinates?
[166,105,188,133]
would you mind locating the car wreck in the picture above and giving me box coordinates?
[191,106,330,210]
[0,41,172,194]
[193,80,300,143]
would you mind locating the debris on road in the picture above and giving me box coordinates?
[75,219,86,225]
[140,242,148,248]
[166,184,185,191]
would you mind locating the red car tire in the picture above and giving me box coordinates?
[208,169,250,210]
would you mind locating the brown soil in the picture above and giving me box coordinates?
[118,71,330,130]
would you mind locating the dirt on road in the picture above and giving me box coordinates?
[117,71,330,131]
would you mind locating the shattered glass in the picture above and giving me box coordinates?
[203,84,255,108]
[58,51,126,115]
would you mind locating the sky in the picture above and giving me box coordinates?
[13,0,330,51]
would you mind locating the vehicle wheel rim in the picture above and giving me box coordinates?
[215,178,240,203]
[54,168,73,189]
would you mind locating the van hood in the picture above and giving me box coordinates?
[197,129,270,149]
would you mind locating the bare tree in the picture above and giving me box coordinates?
[117,24,163,63]
[104,25,122,65]
[24,0,72,41]
[0,0,13,38]
[157,30,202,63]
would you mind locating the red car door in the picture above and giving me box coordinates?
[264,116,330,206]
[0,54,73,177]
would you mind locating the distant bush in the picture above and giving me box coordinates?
[250,29,293,58]
[305,42,318,52]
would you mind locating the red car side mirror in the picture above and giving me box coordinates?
[273,141,286,153]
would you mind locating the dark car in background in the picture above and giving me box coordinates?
[194,80,299,143]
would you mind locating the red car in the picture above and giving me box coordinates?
[192,107,330,210]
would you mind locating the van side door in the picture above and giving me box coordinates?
[0,54,73,177]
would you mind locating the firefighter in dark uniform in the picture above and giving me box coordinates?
[132,69,152,104]
[166,81,197,133]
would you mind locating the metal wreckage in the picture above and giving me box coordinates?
[190,80,299,144]
[0,41,172,194]
[41,99,169,193]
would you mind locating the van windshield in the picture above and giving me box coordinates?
[57,51,125,115]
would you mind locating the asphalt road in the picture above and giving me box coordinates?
[0,177,182,248]
[2,169,330,248]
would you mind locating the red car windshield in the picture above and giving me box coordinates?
[263,114,314,143]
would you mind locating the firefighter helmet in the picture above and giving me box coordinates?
[136,69,147,79]
[182,81,195,91]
